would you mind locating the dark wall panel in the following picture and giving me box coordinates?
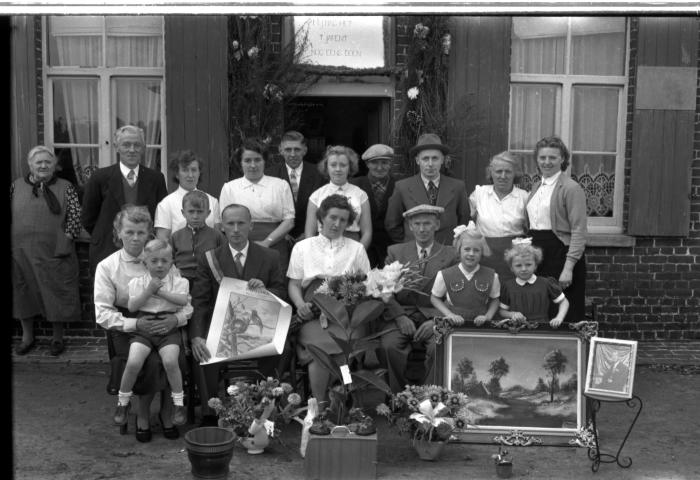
[165,16,229,197]
[448,16,511,195]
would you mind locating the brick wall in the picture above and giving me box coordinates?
[587,18,700,341]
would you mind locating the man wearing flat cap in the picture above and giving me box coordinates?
[384,133,470,245]
[378,204,459,391]
[351,144,396,267]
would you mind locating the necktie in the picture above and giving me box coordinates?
[427,181,438,206]
[289,170,299,202]
[234,252,244,278]
[420,248,428,274]
[371,178,387,205]
[127,169,136,187]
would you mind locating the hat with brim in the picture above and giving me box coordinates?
[409,133,450,158]
[362,144,394,162]
[403,204,445,219]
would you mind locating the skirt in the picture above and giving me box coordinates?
[529,229,587,323]
[482,235,518,283]
[248,221,290,271]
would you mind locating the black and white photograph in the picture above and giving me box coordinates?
[585,337,638,400]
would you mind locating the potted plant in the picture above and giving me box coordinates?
[376,385,471,461]
[306,261,429,430]
[208,377,306,454]
[492,446,514,478]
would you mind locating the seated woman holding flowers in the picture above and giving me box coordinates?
[287,194,378,407]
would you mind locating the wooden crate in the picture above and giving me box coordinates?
[304,432,377,480]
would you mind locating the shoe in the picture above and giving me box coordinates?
[106,384,119,396]
[172,405,187,426]
[113,404,131,426]
[135,426,152,443]
[49,340,65,356]
[15,340,36,356]
[200,415,219,427]
[159,414,179,439]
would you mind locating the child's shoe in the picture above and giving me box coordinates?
[172,405,188,426]
[113,403,131,425]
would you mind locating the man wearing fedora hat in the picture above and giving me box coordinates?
[378,204,459,391]
[384,133,470,245]
[350,144,396,267]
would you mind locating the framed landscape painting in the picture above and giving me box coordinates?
[436,328,587,446]
[584,337,637,400]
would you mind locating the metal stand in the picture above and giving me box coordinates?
[585,394,643,472]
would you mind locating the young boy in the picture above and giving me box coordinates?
[114,239,192,427]
[170,190,226,287]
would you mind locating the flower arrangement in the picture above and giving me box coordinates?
[364,260,428,303]
[208,377,306,438]
[376,384,471,442]
[492,446,513,465]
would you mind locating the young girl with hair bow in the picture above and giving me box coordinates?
[430,222,500,326]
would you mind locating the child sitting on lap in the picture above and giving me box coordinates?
[499,238,569,328]
[430,222,500,326]
[113,239,192,427]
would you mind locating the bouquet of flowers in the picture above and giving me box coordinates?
[376,385,471,442]
[364,260,428,302]
[208,377,306,438]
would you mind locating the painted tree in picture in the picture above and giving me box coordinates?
[543,349,568,402]
[487,357,510,397]
[452,357,475,391]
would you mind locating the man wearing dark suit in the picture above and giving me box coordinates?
[380,204,459,391]
[81,125,167,272]
[351,144,396,267]
[384,133,470,246]
[600,349,630,392]
[267,130,325,241]
[190,203,287,425]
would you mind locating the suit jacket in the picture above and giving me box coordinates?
[351,175,396,266]
[81,163,167,271]
[384,174,470,246]
[385,240,459,322]
[189,242,286,339]
[267,160,325,238]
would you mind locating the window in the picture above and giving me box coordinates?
[43,16,165,186]
[509,17,628,233]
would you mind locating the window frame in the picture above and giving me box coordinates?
[508,17,630,234]
[41,16,167,178]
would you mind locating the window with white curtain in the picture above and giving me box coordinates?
[509,17,628,232]
[43,16,165,186]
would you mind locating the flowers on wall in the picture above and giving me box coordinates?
[227,15,319,178]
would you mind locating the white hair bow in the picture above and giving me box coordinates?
[453,221,477,239]
[512,237,532,246]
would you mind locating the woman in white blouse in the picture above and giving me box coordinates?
[304,145,372,249]
[469,151,529,281]
[154,150,219,240]
[219,139,295,268]
[288,194,370,404]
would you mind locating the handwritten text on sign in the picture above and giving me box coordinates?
[295,16,385,68]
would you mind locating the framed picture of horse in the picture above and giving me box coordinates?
[584,337,638,400]
[435,327,588,446]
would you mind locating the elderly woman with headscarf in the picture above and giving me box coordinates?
[468,151,529,281]
[12,146,82,357]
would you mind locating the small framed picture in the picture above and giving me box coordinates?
[584,337,638,400]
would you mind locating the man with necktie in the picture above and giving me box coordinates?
[384,133,470,245]
[189,203,287,426]
[379,204,459,391]
[350,144,396,267]
[267,131,325,243]
[81,125,167,273]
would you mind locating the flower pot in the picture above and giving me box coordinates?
[496,462,513,478]
[412,438,447,461]
[184,427,236,480]
[239,423,270,454]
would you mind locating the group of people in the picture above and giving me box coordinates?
[11,123,588,443]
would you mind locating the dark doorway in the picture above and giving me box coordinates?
[285,96,391,176]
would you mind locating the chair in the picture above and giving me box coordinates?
[106,328,195,434]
